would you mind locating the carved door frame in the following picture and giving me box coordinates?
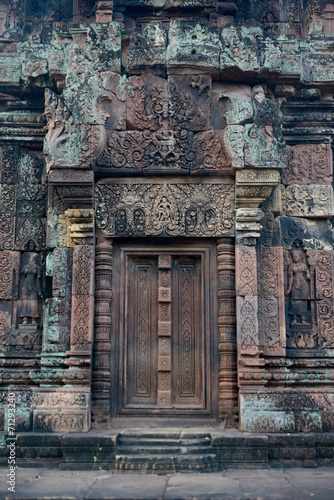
[110,238,219,428]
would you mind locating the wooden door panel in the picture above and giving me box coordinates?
[172,257,204,407]
[125,257,158,406]
[114,242,217,422]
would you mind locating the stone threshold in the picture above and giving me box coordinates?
[1,429,334,472]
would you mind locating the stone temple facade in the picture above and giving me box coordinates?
[1,0,334,439]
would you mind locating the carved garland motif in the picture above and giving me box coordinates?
[95,179,235,237]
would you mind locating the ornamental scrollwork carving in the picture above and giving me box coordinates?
[95,178,235,237]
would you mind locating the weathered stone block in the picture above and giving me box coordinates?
[168,74,211,132]
[52,248,73,298]
[285,185,334,218]
[127,75,168,131]
[190,130,233,174]
[0,55,21,85]
[212,83,252,127]
[168,20,221,77]
[244,122,286,170]
[241,410,295,433]
[220,26,262,76]
[32,389,90,433]
[33,410,89,432]
[101,73,127,131]
[226,125,244,169]
[283,144,333,185]
[127,22,167,76]
[273,216,333,250]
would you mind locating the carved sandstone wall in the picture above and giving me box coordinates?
[0,0,334,433]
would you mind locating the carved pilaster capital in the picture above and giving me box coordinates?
[49,170,94,209]
[65,209,95,246]
[236,169,280,208]
[235,208,264,245]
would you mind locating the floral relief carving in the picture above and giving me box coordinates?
[283,144,333,185]
[285,185,334,218]
[257,247,285,356]
[71,246,94,351]
[237,247,256,296]
[95,179,235,237]
[239,297,259,355]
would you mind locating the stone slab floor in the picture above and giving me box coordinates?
[0,467,334,500]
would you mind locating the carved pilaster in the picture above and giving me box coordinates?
[91,237,113,428]
[235,209,266,394]
[217,238,238,428]
[69,245,95,353]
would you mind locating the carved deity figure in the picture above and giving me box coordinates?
[157,196,172,222]
[20,240,42,325]
[285,249,311,325]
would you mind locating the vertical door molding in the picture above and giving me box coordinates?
[217,237,238,428]
[92,236,113,428]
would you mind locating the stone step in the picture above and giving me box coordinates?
[118,430,181,439]
[117,445,213,456]
[117,436,212,447]
[115,454,218,473]
[117,437,181,447]
[117,446,180,455]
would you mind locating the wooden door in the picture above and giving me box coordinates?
[112,242,217,424]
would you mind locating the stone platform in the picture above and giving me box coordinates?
[1,467,334,500]
[1,429,334,472]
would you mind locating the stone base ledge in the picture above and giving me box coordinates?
[0,430,333,471]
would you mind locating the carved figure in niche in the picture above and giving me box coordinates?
[285,249,311,326]
[157,197,172,222]
[20,240,42,326]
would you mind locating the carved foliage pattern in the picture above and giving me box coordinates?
[237,246,256,296]
[0,251,13,300]
[98,130,192,172]
[283,144,333,185]
[173,257,203,405]
[95,179,235,238]
[15,185,46,251]
[238,297,258,355]
[257,247,285,355]
[71,246,94,351]
[286,185,334,218]
[127,75,169,131]
[310,251,334,350]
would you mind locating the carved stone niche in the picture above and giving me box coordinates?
[284,241,334,356]
[95,177,235,238]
